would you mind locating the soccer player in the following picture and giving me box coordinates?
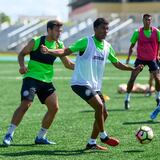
[124,14,160,111]
[146,26,160,97]
[41,18,143,150]
[3,20,74,146]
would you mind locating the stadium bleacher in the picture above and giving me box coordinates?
[0,0,160,54]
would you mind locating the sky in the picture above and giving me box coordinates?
[0,0,70,22]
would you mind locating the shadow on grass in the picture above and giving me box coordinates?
[123,149,145,153]
[114,95,148,99]
[0,149,105,157]
[80,110,94,113]
[11,144,36,147]
[0,144,35,148]
[108,109,126,112]
[123,120,160,125]
[80,109,126,113]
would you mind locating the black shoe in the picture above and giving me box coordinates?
[124,100,130,110]
[145,91,152,97]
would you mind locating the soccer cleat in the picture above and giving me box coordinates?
[86,143,107,150]
[150,106,160,120]
[100,136,119,147]
[124,100,130,110]
[35,136,56,145]
[3,134,13,146]
[145,91,152,97]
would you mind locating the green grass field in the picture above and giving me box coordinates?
[0,61,160,160]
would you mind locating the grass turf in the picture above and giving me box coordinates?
[0,61,160,160]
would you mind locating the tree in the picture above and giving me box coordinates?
[0,12,11,24]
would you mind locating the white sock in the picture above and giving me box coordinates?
[7,124,17,137]
[37,127,47,139]
[88,138,96,145]
[125,93,131,101]
[100,131,108,139]
[155,91,160,100]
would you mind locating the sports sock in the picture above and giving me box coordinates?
[6,124,17,137]
[37,127,47,139]
[100,131,108,139]
[125,93,131,101]
[88,138,96,145]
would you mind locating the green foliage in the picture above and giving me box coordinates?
[0,12,11,24]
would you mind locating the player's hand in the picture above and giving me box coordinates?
[41,44,49,54]
[19,66,28,74]
[157,55,160,61]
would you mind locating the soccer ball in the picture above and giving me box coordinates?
[135,126,154,144]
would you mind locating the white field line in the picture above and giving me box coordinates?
[0,76,149,80]
[0,70,18,74]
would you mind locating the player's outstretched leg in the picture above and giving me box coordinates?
[124,67,141,110]
[3,100,32,146]
[35,93,58,145]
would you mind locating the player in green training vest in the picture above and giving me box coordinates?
[3,20,74,146]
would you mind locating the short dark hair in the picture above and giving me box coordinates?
[47,20,63,30]
[93,18,109,28]
[143,14,152,19]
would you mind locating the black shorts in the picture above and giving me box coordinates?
[21,77,56,104]
[134,59,159,72]
[157,60,160,67]
[71,85,105,105]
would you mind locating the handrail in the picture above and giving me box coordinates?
[107,18,133,37]
[61,18,121,41]
[8,20,39,37]
[8,21,46,49]
[19,21,45,37]
[109,18,121,27]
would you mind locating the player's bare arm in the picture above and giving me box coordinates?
[126,43,136,64]
[41,44,74,69]
[112,61,143,72]
[60,56,75,70]
[18,39,34,74]
[41,44,72,57]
